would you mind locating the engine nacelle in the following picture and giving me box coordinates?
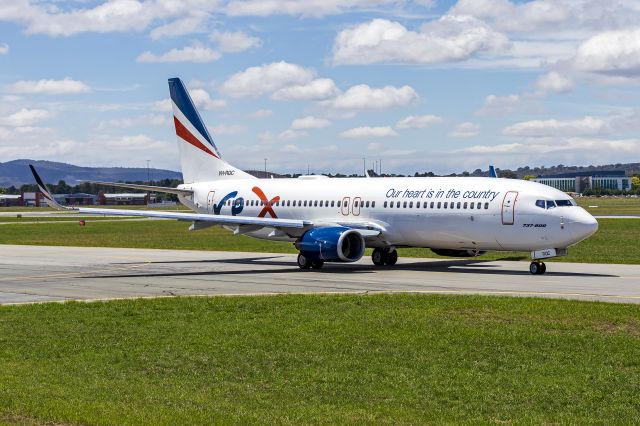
[296,227,365,262]
[431,248,486,257]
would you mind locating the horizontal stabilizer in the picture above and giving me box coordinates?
[87,181,193,196]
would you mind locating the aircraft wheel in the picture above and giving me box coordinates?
[529,261,544,275]
[372,248,386,266]
[311,260,324,269]
[297,253,312,270]
[385,249,398,266]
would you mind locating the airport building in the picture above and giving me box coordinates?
[98,192,149,205]
[0,194,23,207]
[533,171,631,193]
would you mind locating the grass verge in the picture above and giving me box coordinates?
[1,294,639,424]
[0,218,638,264]
[575,197,640,216]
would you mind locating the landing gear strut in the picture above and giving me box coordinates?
[372,247,398,266]
[529,261,546,275]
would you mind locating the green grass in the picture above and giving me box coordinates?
[1,294,639,424]
[0,216,138,223]
[0,218,638,264]
[576,196,640,215]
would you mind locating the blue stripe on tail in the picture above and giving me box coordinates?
[168,78,217,151]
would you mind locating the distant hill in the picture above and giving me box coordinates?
[0,159,183,187]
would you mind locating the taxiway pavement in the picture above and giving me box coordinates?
[1,245,639,305]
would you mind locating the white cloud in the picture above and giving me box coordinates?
[573,29,640,78]
[396,114,443,129]
[327,84,418,110]
[278,129,308,140]
[475,93,543,116]
[0,0,221,38]
[210,31,262,53]
[226,0,395,18]
[136,45,220,63]
[0,43,7,54]
[220,61,314,98]
[188,89,226,110]
[8,78,90,95]
[290,116,331,130]
[332,16,509,65]
[448,122,480,138]
[340,126,398,139]
[503,117,607,137]
[536,71,573,93]
[248,109,273,119]
[149,15,208,40]
[98,114,168,130]
[211,124,246,135]
[0,108,51,127]
[272,78,340,101]
[153,88,225,113]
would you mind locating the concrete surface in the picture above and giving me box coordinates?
[1,245,639,305]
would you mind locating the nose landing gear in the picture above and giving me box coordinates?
[372,247,398,266]
[529,261,546,275]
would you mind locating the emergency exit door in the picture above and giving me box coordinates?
[501,191,518,225]
[207,191,216,214]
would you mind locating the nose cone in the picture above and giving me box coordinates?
[569,208,598,242]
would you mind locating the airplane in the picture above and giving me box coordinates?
[30,77,599,275]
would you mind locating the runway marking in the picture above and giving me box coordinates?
[3,287,640,306]
[0,261,151,283]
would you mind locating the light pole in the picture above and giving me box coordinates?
[264,158,267,176]
[362,157,366,177]
[146,160,150,184]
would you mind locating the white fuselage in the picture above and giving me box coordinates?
[177,176,598,252]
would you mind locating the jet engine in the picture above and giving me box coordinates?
[431,248,486,257]
[296,227,365,262]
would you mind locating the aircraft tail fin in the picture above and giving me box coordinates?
[489,165,499,178]
[29,165,72,210]
[168,78,254,183]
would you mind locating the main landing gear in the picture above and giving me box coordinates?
[372,247,398,266]
[297,254,324,270]
[529,261,546,275]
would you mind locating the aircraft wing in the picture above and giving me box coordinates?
[75,206,310,229]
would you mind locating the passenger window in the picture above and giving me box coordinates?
[337,200,341,207]
[384,201,388,208]
[469,202,474,209]
[443,202,448,209]
[484,202,489,209]
[372,201,375,208]
[320,200,323,207]
[430,202,434,208]
[409,201,413,208]
[325,200,329,206]
[403,201,407,208]
[331,201,335,207]
[437,202,441,209]
[463,202,467,209]
[304,200,307,207]
[535,200,545,209]
[366,201,370,208]
[457,202,461,209]
[389,201,393,208]
[314,200,318,207]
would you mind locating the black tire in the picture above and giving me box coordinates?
[297,253,311,270]
[311,260,324,269]
[540,262,546,275]
[529,262,540,275]
[385,250,398,266]
[372,248,386,266]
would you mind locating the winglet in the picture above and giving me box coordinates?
[29,165,71,210]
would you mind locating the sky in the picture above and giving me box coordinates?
[1,0,640,176]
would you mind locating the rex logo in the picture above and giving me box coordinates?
[252,186,279,218]
[213,191,244,216]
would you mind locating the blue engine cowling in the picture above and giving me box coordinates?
[296,227,365,262]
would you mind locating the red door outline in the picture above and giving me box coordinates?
[352,197,361,216]
[501,191,518,225]
[207,191,216,214]
[341,197,350,216]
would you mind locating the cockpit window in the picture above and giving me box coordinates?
[546,200,557,209]
[535,200,545,209]
[555,200,573,207]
